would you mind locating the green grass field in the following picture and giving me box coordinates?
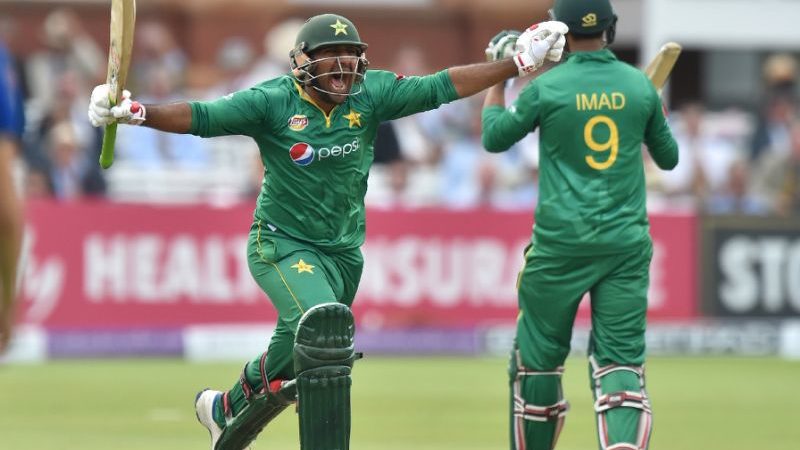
[1,356,798,449]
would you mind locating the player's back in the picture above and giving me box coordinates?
[531,49,676,255]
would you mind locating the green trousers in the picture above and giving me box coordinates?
[516,240,653,370]
[214,220,363,425]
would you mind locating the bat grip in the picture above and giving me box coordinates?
[99,122,118,169]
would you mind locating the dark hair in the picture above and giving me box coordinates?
[569,31,604,41]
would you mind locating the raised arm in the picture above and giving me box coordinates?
[89,86,271,138]
[89,85,192,133]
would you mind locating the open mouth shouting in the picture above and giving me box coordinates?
[329,72,349,93]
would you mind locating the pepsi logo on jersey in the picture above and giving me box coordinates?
[289,138,360,166]
[290,142,315,166]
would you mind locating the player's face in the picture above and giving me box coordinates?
[310,45,363,103]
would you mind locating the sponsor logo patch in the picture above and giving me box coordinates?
[289,142,315,166]
[288,138,361,166]
[288,115,309,131]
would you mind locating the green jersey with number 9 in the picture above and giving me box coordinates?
[482,49,678,256]
[188,69,458,251]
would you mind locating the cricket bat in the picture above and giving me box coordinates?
[644,42,682,95]
[99,0,136,169]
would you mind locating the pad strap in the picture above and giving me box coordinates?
[590,355,652,450]
[594,391,651,414]
[517,399,570,422]
[513,350,569,422]
[235,351,279,401]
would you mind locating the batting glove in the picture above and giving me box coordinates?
[88,84,146,127]
[485,30,521,62]
[514,21,569,75]
[540,22,568,62]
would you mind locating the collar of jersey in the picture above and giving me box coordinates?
[293,81,339,128]
[566,49,617,64]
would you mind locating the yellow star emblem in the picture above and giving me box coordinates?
[331,19,349,36]
[343,109,361,128]
[290,259,315,274]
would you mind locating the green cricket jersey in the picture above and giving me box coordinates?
[482,49,678,256]
[189,69,459,250]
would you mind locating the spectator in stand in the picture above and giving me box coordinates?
[206,37,257,99]
[30,69,105,196]
[705,159,769,215]
[657,102,739,208]
[240,18,305,89]
[749,54,797,161]
[26,9,104,118]
[46,121,102,200]
[386,45,452,207]
[440,104,497,208]
[438,101,536,210]
[116,65,209,170]
[131,21,188,94]
[365,121,412,208]
[752,119,800,216]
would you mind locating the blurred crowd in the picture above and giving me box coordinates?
[3,9,800,216]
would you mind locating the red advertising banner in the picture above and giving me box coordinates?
[17,201,697,329]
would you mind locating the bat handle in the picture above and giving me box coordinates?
[100,122,118,169]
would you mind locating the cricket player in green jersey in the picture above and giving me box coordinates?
[481,1,679,449]
[89,13,567,450]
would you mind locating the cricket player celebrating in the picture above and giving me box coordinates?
[89,13,566,450]
[481,1,678,449]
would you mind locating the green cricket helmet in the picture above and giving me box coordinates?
[290,13,370,95]
[550,0,618,44]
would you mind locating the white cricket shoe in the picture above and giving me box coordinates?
[195,389,251,450]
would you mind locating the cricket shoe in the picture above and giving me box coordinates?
[195,389,251,450]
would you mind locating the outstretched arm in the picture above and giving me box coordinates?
[89,86,270,138]
[448,60,518,99]
[140,103,192,133]
[89,86,192,134]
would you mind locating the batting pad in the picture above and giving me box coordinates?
[294,303,357,450]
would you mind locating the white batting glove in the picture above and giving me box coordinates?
[521,21,569,62]
[88,85,146,127]
[513,21,569,75]
[88,84,114,127]
[111,90,146,125]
